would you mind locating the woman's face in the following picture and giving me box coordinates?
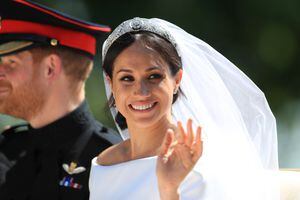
[108,42,182,128]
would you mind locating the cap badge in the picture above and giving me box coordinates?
[50,39,58,46]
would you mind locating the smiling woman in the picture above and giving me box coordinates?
[103,31,182,130]
[105,33,182,131]
[89,17,279,200]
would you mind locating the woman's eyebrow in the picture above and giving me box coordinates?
[116,68,133,74]
[116,66,163,74]
[146,66,163,72]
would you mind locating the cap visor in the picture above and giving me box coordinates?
[0,41,34,56]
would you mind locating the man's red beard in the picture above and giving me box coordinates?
[0,78,46,121]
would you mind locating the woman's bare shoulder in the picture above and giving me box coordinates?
[96,140,130,166]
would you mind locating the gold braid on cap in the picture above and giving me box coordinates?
[102,17,179,61]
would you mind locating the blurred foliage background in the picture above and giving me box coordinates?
[1,0,299,168]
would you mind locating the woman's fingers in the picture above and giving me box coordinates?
[177,121,186,144]
[175,144,194,169]
[186,119,194,147]
[192,126,203,162]
[159,129,175,162]
[176,125,202,168]
[160,129,174,155]
[161,121,203,166]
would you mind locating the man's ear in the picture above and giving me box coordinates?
[41,54,62,81]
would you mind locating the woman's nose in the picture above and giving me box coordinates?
[134,80,150,96]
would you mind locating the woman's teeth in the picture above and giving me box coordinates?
[131,103,154,111]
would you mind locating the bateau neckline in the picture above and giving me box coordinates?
[92,155,158,167]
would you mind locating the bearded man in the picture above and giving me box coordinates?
[0,1,120,199]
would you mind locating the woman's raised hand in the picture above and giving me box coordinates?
[156,119,203,200]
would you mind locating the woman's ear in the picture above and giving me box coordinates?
[174,69,183,89]
[41,54,62,81]
[105,75,116,106]
[105,74,113,91]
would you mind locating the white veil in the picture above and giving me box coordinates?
[102,17,279,200]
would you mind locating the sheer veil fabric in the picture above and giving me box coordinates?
[102,18,279,200]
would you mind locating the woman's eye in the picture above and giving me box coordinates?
[120,76,134,82]
[148,73,163,80]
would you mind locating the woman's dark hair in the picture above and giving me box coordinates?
[103,31,182,129]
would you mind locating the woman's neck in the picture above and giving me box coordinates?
[126,116,175,160]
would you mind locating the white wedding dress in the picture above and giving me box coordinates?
[89,157,206,200]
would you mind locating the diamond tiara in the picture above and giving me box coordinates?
[102,17,178,61]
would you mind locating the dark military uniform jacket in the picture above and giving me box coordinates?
[0,101,121,200]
